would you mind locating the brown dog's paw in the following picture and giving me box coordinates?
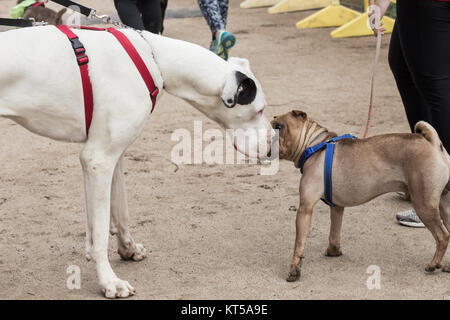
[286,265,301,282]
[425,264,437,273]
[442,263,450,273]
[325,245,342,257]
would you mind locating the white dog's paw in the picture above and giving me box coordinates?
[118,243,147,261]
[110,226,118,236]
[102,279,136,299]
[131,243,147,261]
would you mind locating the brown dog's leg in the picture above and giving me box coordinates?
[287,203,314,282]
[439,193,450,272]
[413,203,449,272]
[408,170,450,272]
[325,206,344,257]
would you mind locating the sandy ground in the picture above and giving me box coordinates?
[0,0,449,300]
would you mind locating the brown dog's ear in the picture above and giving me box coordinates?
[291,110,307,119]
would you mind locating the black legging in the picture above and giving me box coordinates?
[114,0,165,34]
[388,0,450,150]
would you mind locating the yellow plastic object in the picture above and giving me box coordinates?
[296,3,360,29]
[329,0,396,38]
[268,0,332,14]
[330,10,395,38]
[240,0,280,9]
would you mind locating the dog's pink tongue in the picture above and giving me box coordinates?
[233,143,249,157]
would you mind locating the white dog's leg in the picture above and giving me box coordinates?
[80,144,135,299]
[111,156,147,261]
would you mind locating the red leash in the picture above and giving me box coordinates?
[56,25,159,135]
[363,1,382,139]
[363,28,381,139]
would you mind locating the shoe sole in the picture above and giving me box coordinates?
[396,219,425,228]
[221,33,236,50]
[220,33,236,60]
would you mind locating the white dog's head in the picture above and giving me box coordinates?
[217,57,272,158]
[148,34,273,158]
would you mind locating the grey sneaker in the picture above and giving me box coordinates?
[396,209,425,228]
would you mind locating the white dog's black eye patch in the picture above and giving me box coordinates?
[221,71,258,108]
[235,71,257,105]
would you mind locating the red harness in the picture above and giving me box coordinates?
[56,25,159,135]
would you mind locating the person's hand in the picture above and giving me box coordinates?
[368,0,390,37]
[372,22,386,37]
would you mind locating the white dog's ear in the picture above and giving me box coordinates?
[228,57,251,72]
[221,71,257,108]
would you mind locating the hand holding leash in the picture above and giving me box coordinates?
[369,0,390,37]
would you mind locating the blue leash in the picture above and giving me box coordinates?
[299,134,356,207]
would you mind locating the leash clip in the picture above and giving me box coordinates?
[91,11,127,29]
[28,17,48,26]
[92,12,112,24]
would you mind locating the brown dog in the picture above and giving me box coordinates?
[18,1,66,25]
[271,110,450,282]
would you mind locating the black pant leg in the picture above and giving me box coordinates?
[388,22,430,133]
[114,0,145,30]
[160,0,168,34]
[141,0,162,34]
[397,0,450,149]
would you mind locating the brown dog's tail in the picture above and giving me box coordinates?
[416,121,450,193]
[415,121,443,149]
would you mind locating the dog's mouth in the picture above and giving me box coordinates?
[261,133,280,161]
[232,128,274,159]
[233,141,270,159]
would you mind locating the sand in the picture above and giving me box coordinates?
[0,0,448,299]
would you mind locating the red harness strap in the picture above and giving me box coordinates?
[106,28,159,111]
[32,2,45,7]
[56,25,93,134]
[55,25,159,135]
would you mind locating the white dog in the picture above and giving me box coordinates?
[0,26,272,298]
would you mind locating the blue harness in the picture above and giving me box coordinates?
[299,134,357,207]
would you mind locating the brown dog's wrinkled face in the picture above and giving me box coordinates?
[270,110,308,160]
